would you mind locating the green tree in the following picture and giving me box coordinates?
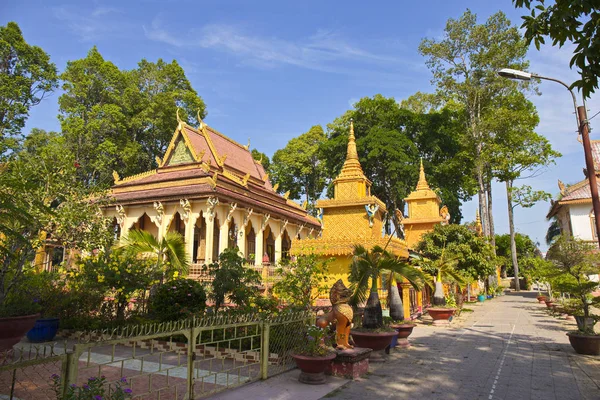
[271,125,328,212]
[272,254,330,309]
[487,91,559,289]
[349,245,425,329]
[416,224,496,285]
[495,233,539,277]
[0,22,58,145]
[414,248,464,306]
[514,0,600,98]
[59,48,206,186]
[118,229,189,280]
[251,148,271,174]
[419,10,532,241]
[321,95,475,227]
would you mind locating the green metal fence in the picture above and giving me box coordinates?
[0,311,312,400]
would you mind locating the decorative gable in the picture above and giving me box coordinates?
[167,139,195,166]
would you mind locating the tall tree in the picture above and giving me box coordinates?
[0,22,58,148]
[251,148,271,175]
[514,0,600,98]
[495,232,539,277]
[59,48,205,187]
[419,10,532,240]
[270,125,328,212]
[487,91,559,289]
[321,94,475,227]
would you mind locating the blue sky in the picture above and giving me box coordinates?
[2,0,596,251]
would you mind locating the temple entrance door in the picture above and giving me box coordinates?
[281,230,291,261]
[264,227,275,265]
[246,224,256,263]
[228,219,237,249]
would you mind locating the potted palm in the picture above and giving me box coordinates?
[348,245,425,361]
[291,324,336,384]
[547,236,600,355]
[415,248,464,325]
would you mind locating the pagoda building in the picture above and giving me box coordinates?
[401,160,448,249]
[103,113,320,277]
[291,121,411,314]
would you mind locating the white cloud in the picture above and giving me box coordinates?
[53,5,131,42]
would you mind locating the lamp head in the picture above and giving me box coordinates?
[498,68,532,81]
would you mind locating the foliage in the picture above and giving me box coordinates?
[416,224,496,282]
[118,229,189,280]
[0,271,43,317]
[52,375,132,400]
[0,129,111,315]
[149,279,207,321]
[272,254,330,309]
[413,246,464,307]
[73,250,160,321]
[0,22,58,144]
[419,10,532,238]
[349,245,425,329]
[546,235,600,333]
[251,149,271,174]
[294,324,334,357]
[514,0,600,98]
[59,47,206,186]
[495,233,540,276]
[270,125,328,213]
[203,247,261,312]
[546,216,561,245]
[321,94,474,226]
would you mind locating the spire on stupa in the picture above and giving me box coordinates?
[337,119,366,180]
[475,209,483,236]
[415,158,430,191]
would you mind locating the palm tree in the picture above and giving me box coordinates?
[415,247,464,306]
[118,229,189,280]
[349,245,425,329]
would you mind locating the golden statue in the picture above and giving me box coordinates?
[317,279,354,350]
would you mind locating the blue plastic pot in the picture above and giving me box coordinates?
[390,332,399,348]
[477,295,486,302]
[26,318,59,343]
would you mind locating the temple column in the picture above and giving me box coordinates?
[255,224,264,267]
[416,290,423,313]
[219,216,229,255]
[237,222,246,257]
[204,215,215,264]
[400,282,411,320]
[274,223,282,265]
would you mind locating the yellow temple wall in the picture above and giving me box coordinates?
[404,223,437,249]
[322,207,383,242]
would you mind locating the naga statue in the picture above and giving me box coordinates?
[317,279,354,350]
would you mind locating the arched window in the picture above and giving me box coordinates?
[590,209,598,239]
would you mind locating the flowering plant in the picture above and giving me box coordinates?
[149,278,207,321]
[294,324,334,357]
[51,375,132,400]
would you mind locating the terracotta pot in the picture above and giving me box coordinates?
[291,353,336,384]
[390,324,416,348]
[536,295,547,303]
[427,308,456,326]
[0,314,41,351]
[545,300,554,308]
[566,332,600,356]
[350,330,397,352]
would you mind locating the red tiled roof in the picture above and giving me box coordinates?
[117,167,209,187]
[205,126,263,180]
[184,127,217,165]
[561,179,600,202]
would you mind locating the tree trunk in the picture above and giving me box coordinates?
[433,274,446,306]
[389,282,404,321]
[506,180,520,291]
[363,275,383,329]
[486,176,496,252]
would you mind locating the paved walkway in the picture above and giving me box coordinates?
[213,291,600,400]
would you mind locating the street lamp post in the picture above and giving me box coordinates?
[498,68,600,247]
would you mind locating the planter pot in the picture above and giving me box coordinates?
[536,295,547,303]
[0,314,40,351]
[26,318,59,343]
[350,330,397,362]
[427,308,456,326]
[566,332,600,356]
[390,332,399,348]
[291,353,336,384]
[486,295,493,299]
[390,324,416,348]
[477,295,486,302]
[544,300,554,308]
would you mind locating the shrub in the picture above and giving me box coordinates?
[150,279,207,321]
[273,254,330,310]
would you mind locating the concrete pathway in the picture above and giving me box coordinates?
[214,291,600,400]
[324,291,600,400]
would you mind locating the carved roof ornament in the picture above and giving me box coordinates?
[558,180,566,196]
[153,201,164,225]
[256,153,263,165]
[317,208,324,224]
[262,214,271,231]
[206,196,219,222]
[180,199,192,221]
[273,183,279,191]
[262,173,269,182]
[155,156,162,167]
[283,191,290,200]
[365,204,379,228]
[475,209,483,236]
[176,107,183,124]
[282,219,289,232]
[242,173,250,186]
[301,200,307,210]
[116,205,126,227]
[196,109,205,129]
[416,158,430,191]
[440,205,450,225]
[112,170,121,184]
[227,203,237,222]
[243,208,253,227]
[395,209,405,236]
[244,138,250,150]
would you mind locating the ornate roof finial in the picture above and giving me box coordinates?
[244,138,250,150]
[176,107,182,123]
[475,209,483,236]
[196,109,204,129]
[347,118,359,161]
[337,118,365,179]
[416,158,430,190]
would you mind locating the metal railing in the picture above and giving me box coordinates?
[0,311,312,400]
[188,263,283,287]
